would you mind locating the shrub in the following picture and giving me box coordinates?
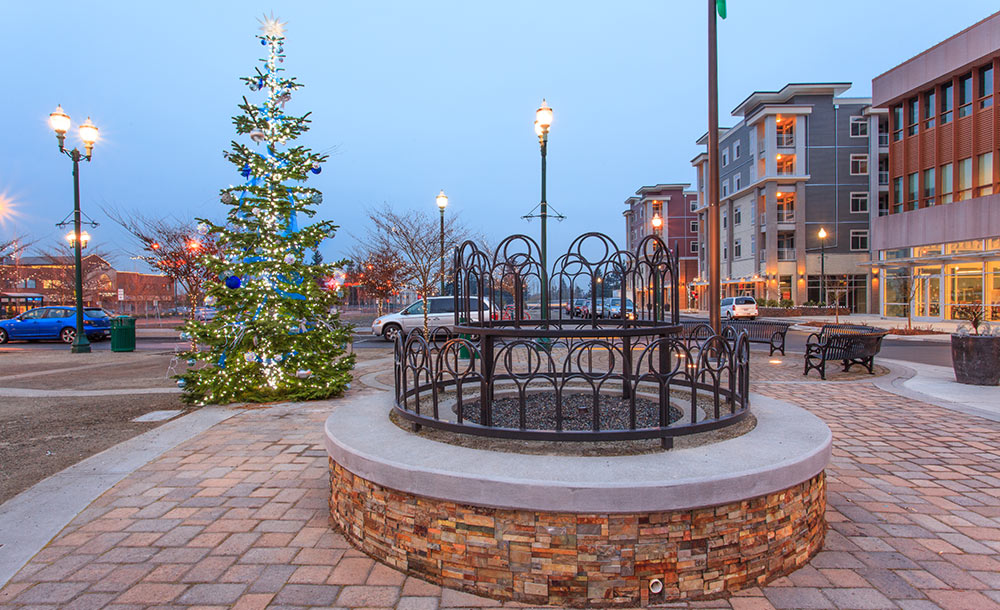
[779,298,794,309]
[953,305,985,335]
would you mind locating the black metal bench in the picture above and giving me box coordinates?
[803,324,888,380]
[723,320,791,356]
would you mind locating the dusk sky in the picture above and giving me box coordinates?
[1,1,995,270]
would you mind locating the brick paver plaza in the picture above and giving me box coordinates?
[2,353,1000,609]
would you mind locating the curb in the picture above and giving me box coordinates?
[0,406,240,588]
[874,359,1000,424]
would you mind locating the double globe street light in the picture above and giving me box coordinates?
[49,105,99,354]
[436,190,448,294]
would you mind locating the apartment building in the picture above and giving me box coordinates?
[622,184,699,307]
[871,11,1000,322]
[690,83,885,312]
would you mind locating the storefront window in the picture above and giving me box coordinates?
[988,262,1000,321]
[945,240,983,254]
[913,244,942,257]
[946,264,984,320]
[881,248,909,261]
[883,266,910,318]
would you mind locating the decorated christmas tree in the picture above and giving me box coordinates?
[176,15,355,404]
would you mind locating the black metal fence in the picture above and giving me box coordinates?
[391,233,751,446]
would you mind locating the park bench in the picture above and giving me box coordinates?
[723,319,792,356]
[803,324,888,380]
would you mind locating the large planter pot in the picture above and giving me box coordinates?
[951,334,1000,385]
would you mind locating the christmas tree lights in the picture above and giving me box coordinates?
[176,16,355,404]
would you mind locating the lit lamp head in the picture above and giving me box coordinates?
[49,105,71,151]
[651,214,663,229]
[78,118,99,159]
[818,227,828,240]
[535,99,553,143]
[435,189,448,211]
[65,230,91,249]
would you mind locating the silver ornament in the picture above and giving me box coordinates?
[311,192,323,204]
[177,379,187,389]
[244,352,257,363]
[283,254,295,264]
[221,192,234,204]
[197,222,209,235]
[249,129,266,143]
[295,369,312,379]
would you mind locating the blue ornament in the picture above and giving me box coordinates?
[310,163,322,175]
[311,192,323,204]
[177,379,187,389]
[260,38,267,45]
[241,165,251,177]
[187,358,196,366]
[225,276,242,290]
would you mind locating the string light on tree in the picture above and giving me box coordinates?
[174,15,355,404]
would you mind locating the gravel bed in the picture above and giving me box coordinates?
[460,392,682,431]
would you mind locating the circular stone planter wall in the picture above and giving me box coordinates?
[325,392,831,607]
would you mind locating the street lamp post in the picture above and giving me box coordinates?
[651,214,663,321]
[436,190,448,294]
[535,101,553,323]
[818,227,827,306]
[49,106,98,354]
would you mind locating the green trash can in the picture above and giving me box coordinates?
[110,316,136,352]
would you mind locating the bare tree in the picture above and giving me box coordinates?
[104,208,220,319]
[361,204,472,336]
[35,242,116,305]
[0,236,32,292]
[349,242,407,316]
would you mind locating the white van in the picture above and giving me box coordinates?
[721,296,758,320]
[372,296,494,341]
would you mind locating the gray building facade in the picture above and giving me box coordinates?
[691,83,885,312]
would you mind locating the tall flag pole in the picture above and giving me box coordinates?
[708,0,723,334]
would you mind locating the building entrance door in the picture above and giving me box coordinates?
[913,268,942,320]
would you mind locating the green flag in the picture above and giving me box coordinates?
[717,0,726,19]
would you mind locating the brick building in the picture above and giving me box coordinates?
[622,184,699,308]
[871,11,1000,321]
[0,254,176,315]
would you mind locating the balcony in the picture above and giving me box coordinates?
[759,213,766,227]
[878,133,889,147]
[776,248,796,261]
[776,209,795,224]
[878,171,889,186]
[776,133,795,148]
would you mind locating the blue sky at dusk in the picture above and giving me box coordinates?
[1,1,995,269]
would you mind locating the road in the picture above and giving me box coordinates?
[4,325,954,367]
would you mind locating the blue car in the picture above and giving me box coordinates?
[0,306,112,344]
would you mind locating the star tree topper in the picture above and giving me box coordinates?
[258,13,287,38]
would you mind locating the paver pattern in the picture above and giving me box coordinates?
[1,351,999,609]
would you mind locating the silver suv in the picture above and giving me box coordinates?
[372,296,494,342]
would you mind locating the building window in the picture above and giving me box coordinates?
[907,173,918,210]
[722,179,729,197]
[924,90,936,129]
[957,157,972,200]
[722,147,729,167]
[751,235,756,254]
[733,140,741,159]
[776,115,794,147]
[850,192,868,213]
[907,98,919,136]
[734,207,742,225]
[777,154,795,175]
[690,241,698,253]
[941,162,953,204]
[690,199,697,211]
[850,154,868,176]
[690,220,698,233]
[958,74,973,118]
[776,191,795,223]
[893,177,904,213]
[924,168,936,206]
[892,105,903,141]
[850,230,869,251]
[723,245,728,260]
[981,65,994,109]
[941,82,953,124]
[733,174,742,191]
[734,239,742,259]
[978,152,994,196]
[850,116,868,137]
[722,210,728,228]
[879,192,890,216]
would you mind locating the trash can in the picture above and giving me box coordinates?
[110,316,136,352]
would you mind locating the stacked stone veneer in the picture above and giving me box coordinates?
[329,459,826,607]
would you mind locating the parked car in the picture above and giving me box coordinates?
[607,297,636,320]
[721,296,758,320]
[372,296,495,342]
[163,306,190,317]
[568,298,590,318]
[0,306,112,344]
